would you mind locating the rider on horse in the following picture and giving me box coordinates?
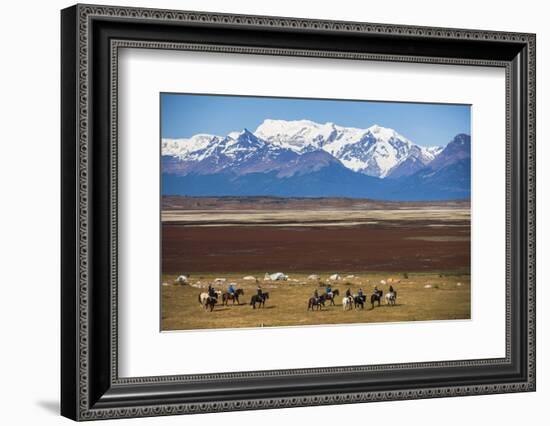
[325,284,332,299]
[357,288,364,301]
[345,287,352,298]
[228,283,235,295]
[208,283,216,298]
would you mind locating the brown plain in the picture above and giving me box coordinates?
[161,197,470,274]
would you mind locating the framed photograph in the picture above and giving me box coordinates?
[61,4,536,421]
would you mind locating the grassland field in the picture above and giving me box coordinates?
[161,272,470,331]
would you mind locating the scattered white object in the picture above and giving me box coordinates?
[264,272,288,281]
[162,282,170,287]
[307,274,320,281]
[424,284,432,289]
[214,278,226,283]
[457,282,463,287]
[243,276,256,281]
[380,280,386,285]
[175,275,188,284]
[346,275,355,279]
[329,274,342,281]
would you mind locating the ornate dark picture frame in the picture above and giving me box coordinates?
[61,4,536,421]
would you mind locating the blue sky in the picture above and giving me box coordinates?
[161,93,470,147]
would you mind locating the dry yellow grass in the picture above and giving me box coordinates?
[161,272,470,331]
[162,208,470,226]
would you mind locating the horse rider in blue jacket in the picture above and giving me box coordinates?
[228,283,235,295]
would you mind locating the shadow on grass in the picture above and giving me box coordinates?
[370,303,403,310]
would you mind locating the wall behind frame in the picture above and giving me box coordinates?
[0,0,546,425]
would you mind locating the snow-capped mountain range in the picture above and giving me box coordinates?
[161,119,470,201]
[162,119,444,179]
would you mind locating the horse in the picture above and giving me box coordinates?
[322,289,339,306]
[250,292,269,309]
[222,288,245,305]
[198,292,217,311]
[342,296,354,311]
[353,295,366,309]
[385,291,397,306]
[370,289,384,308]
[307,295,326,311]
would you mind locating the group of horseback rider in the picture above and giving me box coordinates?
[207,282,263,299]
[312,285,362,300]
[206,281,394,309]
[311,284,394,305]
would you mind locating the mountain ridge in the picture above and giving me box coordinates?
[162,119,444,179]
[161,120,471,201]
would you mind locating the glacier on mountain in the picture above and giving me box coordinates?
[162,119,445,179]
[161,126,471,201]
